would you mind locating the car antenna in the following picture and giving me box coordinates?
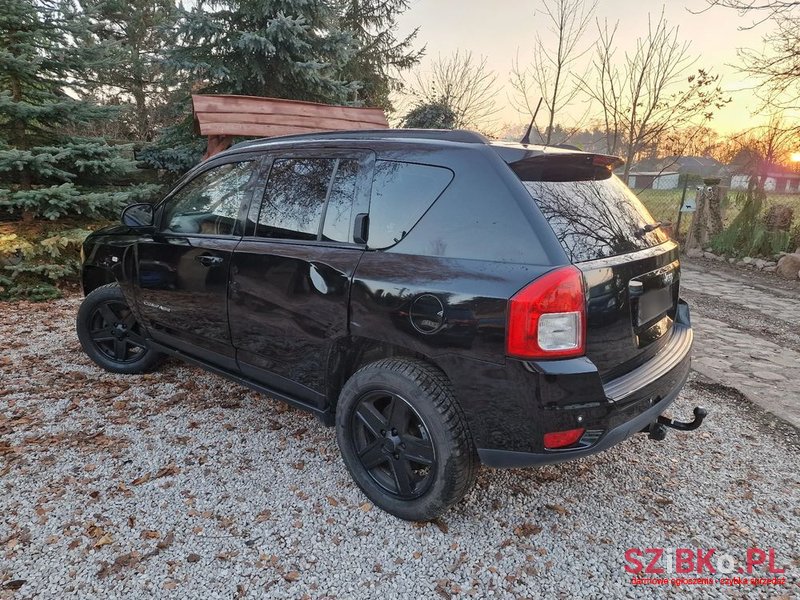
[520,98,543,145]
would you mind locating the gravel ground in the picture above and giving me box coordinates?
[1,297,799,599]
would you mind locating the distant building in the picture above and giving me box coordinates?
[627,171,680,190]
[730,168,800,193]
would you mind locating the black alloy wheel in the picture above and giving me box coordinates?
[76,283,163,374]
[88,299,148,363]
[351,390,436,499]
[336,358,478,521]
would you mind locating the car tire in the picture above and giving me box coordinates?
[76,283,163,374]
[336,358,478,521]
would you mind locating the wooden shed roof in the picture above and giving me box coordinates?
[192,94,390,140]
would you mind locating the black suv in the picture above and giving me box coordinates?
[77,130,694,520]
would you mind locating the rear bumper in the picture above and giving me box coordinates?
[478,362,689,467]
[475,301,693,468]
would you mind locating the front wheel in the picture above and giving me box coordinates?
[336,358,477,521]
[76,283,163,374]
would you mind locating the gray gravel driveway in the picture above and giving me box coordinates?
[1,298,798,599]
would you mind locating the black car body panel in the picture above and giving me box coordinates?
[80,129,693,468]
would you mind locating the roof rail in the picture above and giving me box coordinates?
[230,129,490,150]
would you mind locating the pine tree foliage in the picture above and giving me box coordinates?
[79,0,181,141]
[143,0,420,172]
[167,0,357,103]
[337,0,423,109]
[0,0,149,221]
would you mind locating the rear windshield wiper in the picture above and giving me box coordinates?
[636,221,662,237]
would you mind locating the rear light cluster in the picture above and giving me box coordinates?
[506,266,586,359]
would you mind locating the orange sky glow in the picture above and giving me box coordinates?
[395,0,797,135]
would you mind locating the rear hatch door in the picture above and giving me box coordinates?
[510,153,679,379]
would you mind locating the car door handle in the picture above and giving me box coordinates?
[195,255,224,267]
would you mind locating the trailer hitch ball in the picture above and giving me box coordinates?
[658,406,708,432]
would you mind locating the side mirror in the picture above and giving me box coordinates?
[121,203,154,228]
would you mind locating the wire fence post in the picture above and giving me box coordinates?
[675,174,689,239]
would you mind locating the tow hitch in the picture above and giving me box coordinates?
[646,406,708,441]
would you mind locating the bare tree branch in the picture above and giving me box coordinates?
[510,0,596,145]
[579,10,730,179]
[407,50,499,132]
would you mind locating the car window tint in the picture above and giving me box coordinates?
[321,159,359,243]
[520,177,667,263]
[368,161,454,249]
[163,162,254,235]
[257,158,335,240]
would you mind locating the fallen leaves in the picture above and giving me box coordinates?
[131,473,151,486]
[140,530,160,540]
[544,503,571,516]
[2,580,26,591]
[432,518,449,534]
[514,523,543,537]
[187,553,201,563]
[255,510,272,523]
[282,570,300,582]
[97,551,141,578]
[154,463,180,479]
[132,462,181,486]
[94,533,113,548]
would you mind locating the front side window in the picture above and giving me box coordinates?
[162,162,255,235]
[256,157,360,243]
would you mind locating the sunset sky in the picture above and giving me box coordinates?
[395,0,788,133]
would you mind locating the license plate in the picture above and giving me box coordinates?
[637,285,674,325]
[631,262,678,327]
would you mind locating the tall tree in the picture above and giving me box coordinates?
[79,0,181,141]
[700,1,799,112]
[166,0,357,102]
[510,0,595,145]
[580,12,730,179]
[337,0,423,110]
[407,50,499,131]
[0,0,146,221]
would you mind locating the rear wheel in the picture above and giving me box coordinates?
[336,358,477,521]
[76,283,163,374]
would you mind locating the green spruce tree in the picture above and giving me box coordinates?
[0,0,146,221]
[144,0,420,172]
[337,0,422,110]
[79,0,181,141]
[167,0,356,101]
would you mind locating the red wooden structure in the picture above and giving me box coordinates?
[192,94,390,158]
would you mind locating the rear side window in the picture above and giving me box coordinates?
[368,160,453,249]
[513,159,668,263]
[256,158,359,242]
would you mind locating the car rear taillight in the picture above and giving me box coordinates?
[543,428,586,449]
[506,266,586,359]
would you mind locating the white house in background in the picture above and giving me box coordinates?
[730,172,800,193]
[626,171,680,190]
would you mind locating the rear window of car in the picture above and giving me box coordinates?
[368,160,454,249]
[511,157,668,263]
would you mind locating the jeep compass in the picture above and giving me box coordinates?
[77,129,696,520]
